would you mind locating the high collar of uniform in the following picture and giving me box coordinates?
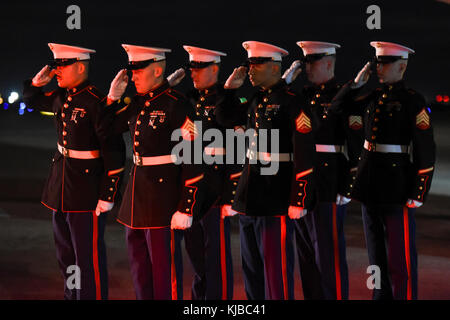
[198,82,221,96]
[259,78,285,93]
[138,79,170,98]
[382,80,405,92]
[311,77,337,91]
[67,80,90,95]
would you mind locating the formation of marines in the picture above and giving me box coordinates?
[23,39,436,300]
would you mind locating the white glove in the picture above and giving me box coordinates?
[406,199,423,208]
[171,211,193,229]
[336,194,351,205]
[282,60,302,85]
[221,204,238,219]
[352,62,371,89]
[95,200,114,216]
[288,206,308,219]
[167,68,186,87]
[32,65,55,87]
[108,69,129,101]
[224,66,248,89]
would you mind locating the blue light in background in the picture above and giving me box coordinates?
[3,103,9,110]
[19,102,26,110]
[18,109,25,116]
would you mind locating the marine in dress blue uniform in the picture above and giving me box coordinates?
[23,43,126,300]
[285,41,365,299]
[167,46,239,300]
[216,41,317,300]
[332,41,436,300]
[107,44,206,300]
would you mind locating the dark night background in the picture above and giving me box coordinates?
[0,0,450,300]
[0,0,449,99]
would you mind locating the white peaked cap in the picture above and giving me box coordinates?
[296,41,341,56]
[183,45,227,63]
[48,43,96,60]
[121,44,171,62]
[370,41,415,59]
[242,41,288,61]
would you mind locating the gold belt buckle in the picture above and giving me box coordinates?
[134,155,143,166]
[61,147,69,157]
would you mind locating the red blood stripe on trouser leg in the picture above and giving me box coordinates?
[92,212,101,300]
[280,216,288,300]
[170,229,178,300]
[220,214,227,300]
[403,206,412,300]
[332,203,342,300]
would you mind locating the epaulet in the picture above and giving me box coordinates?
[165,88,185,101]
[406,88,426,106]
[87,85,106,101]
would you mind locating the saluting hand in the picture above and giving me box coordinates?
[282,60,302,85]
[108,69,129,101]
[224,66,248,89]
[167,68,186,87]
[288,206,307,219]
[32,65,55,87]
[352,61,371,89]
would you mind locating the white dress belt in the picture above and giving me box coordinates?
[315,144,344,153]
[57,143,101,159]
[363,140,409,153]
[246,150,293,162]
[133,154,177,166]
[204,147,226,156]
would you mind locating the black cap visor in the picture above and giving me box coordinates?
[127,58,165,70]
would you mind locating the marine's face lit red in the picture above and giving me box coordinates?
[131,64,158,94]
[54,63,82,88]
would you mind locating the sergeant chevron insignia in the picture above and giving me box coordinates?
[181,117,199,140]
[295,111,312,133]
[348,115,363,130]
[416,108,430,130]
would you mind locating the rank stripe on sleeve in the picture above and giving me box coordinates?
[295,111,312,133]
[416,108,430,130]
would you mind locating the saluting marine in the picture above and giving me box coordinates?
[216,41,316,300]
[332,41,436,300]
[167,45,240,300]
[284,41,364,299]
[106,44,206,300]
[23,43,126,300]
